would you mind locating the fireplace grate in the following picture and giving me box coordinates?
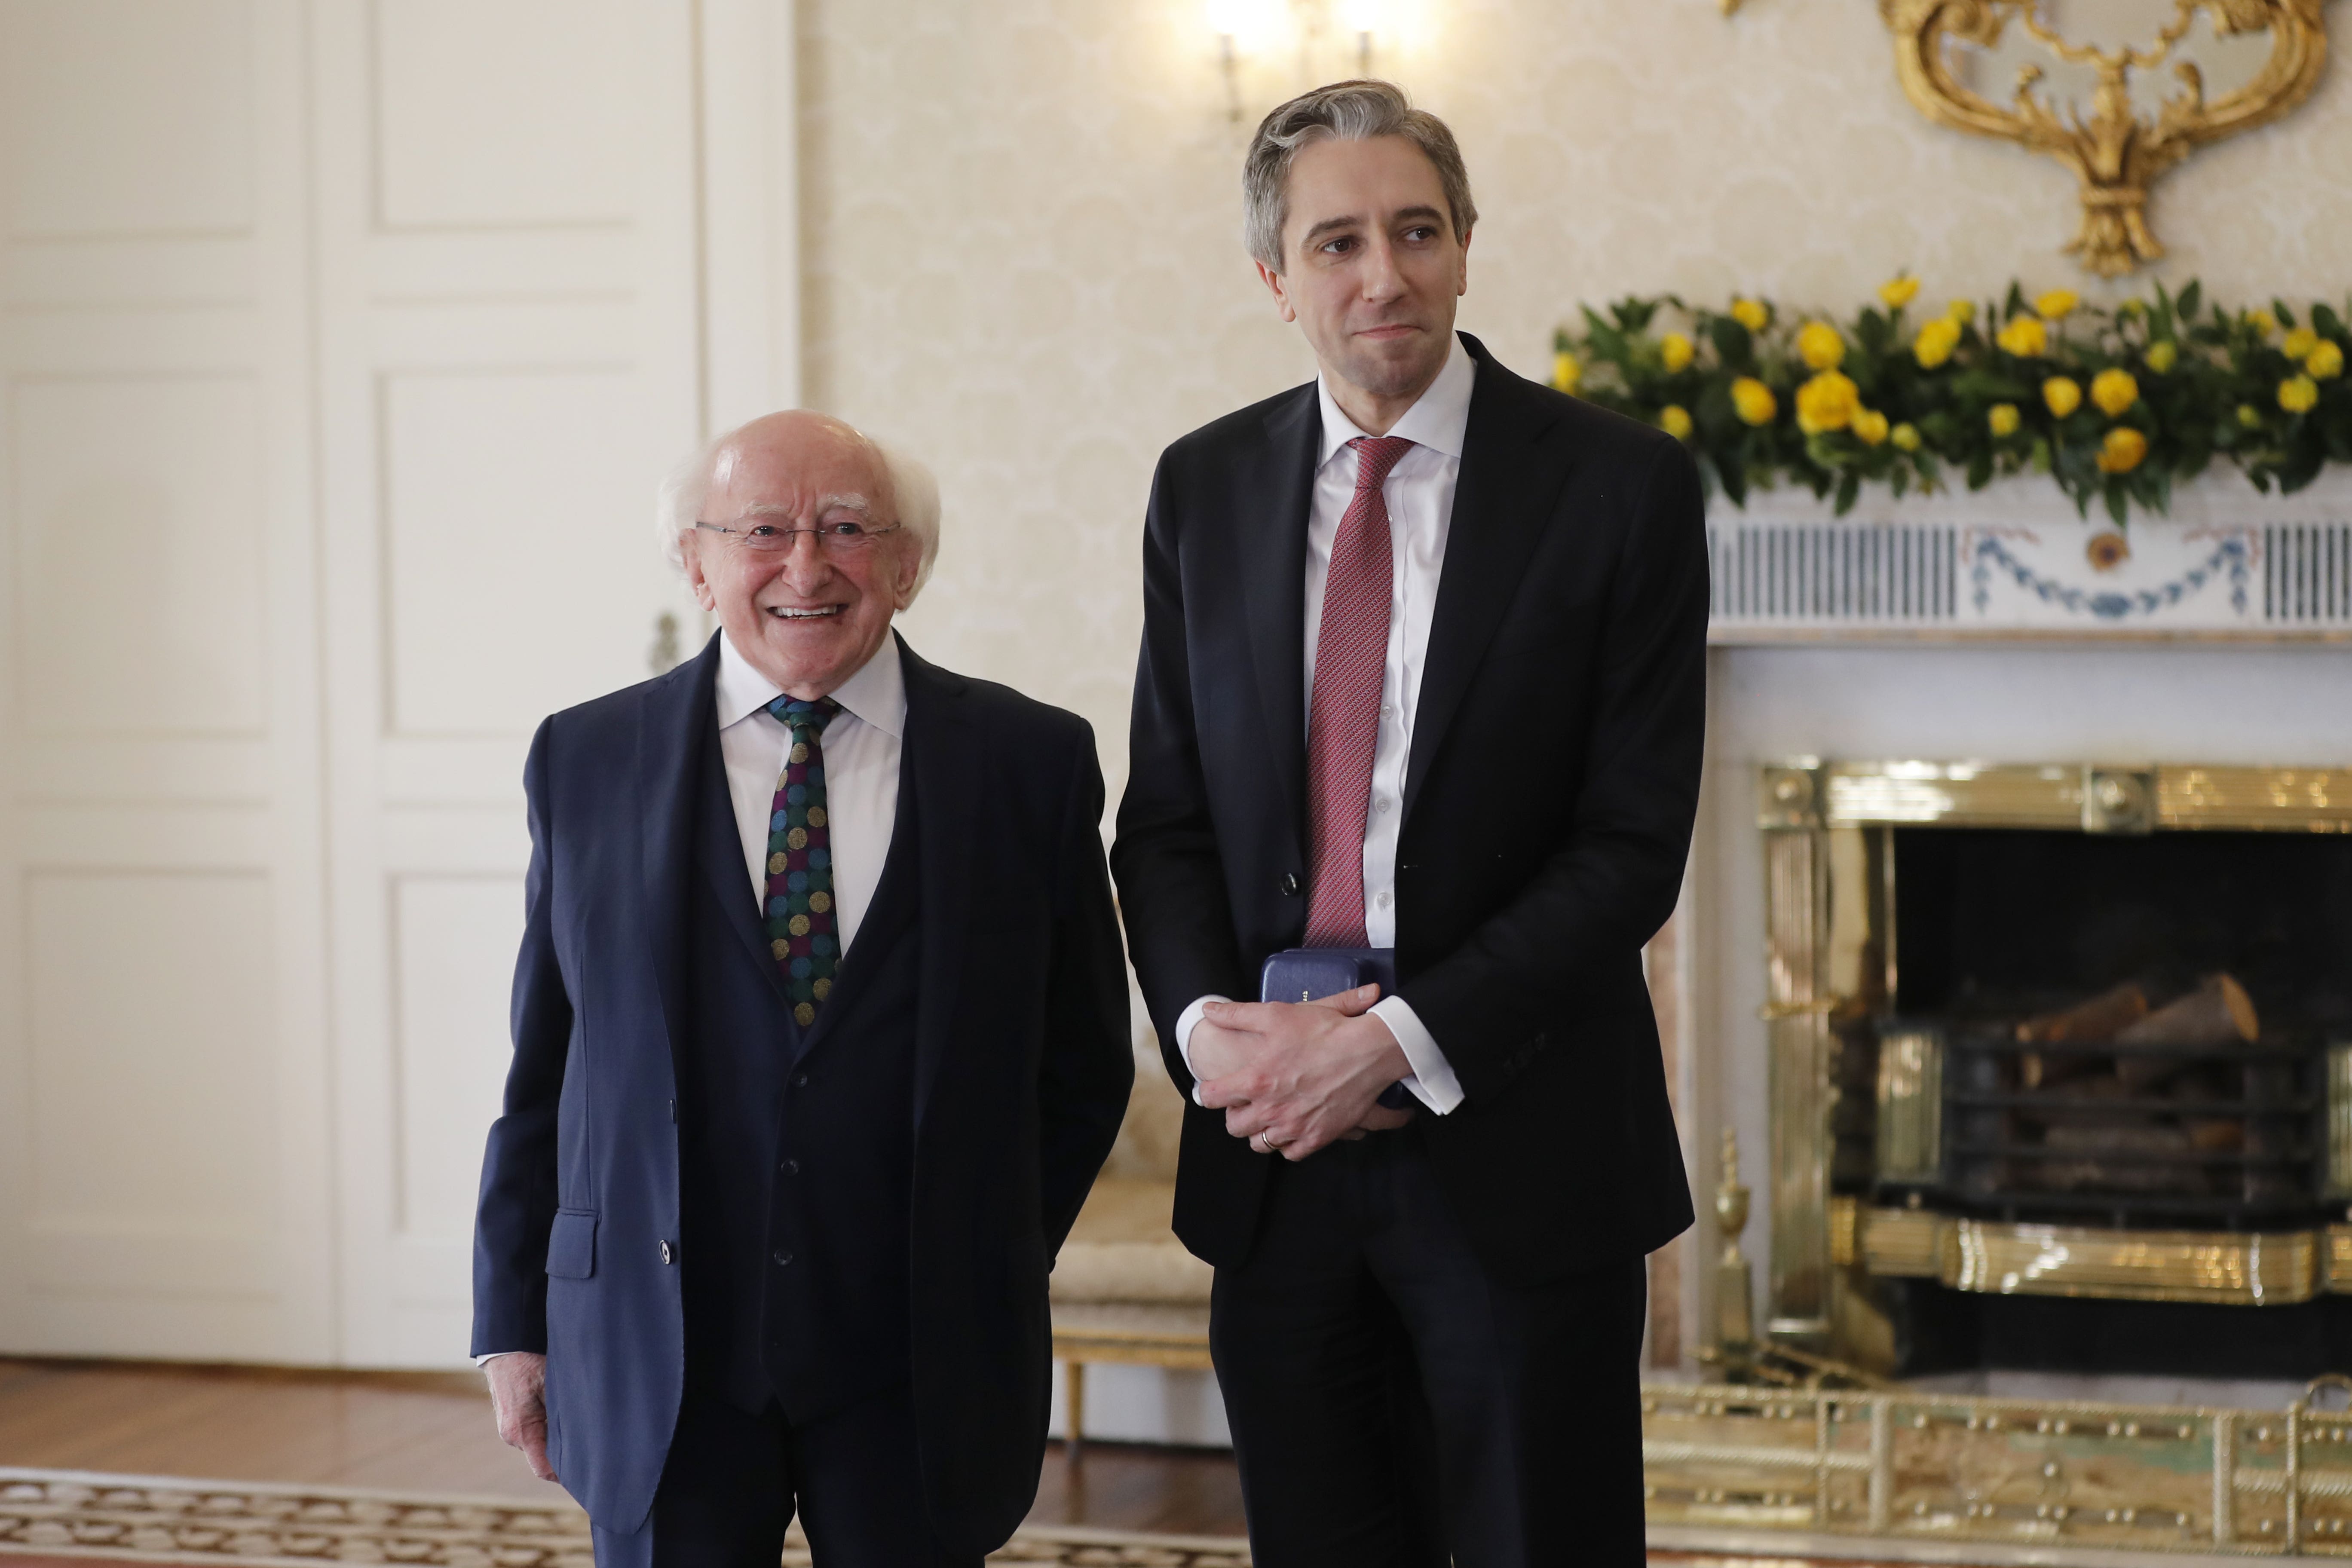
[2263,523,2352,625]
[1707,524,1960,624]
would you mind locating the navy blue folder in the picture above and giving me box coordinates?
[1259,948,1411,1111]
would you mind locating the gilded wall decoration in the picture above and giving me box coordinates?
[1880,0,2330,277]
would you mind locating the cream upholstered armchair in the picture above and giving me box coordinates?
[1049,1032,1213,1451]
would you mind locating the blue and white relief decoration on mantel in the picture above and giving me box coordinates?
[1703,478,2352,640]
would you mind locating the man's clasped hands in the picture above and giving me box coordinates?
[1185,985,1418,1161]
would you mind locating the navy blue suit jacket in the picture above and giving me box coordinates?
[471,632,1132,1552]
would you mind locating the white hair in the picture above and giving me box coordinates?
[655,416,942,601]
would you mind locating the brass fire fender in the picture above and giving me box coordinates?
[1643,1376,2352,1554]
[1759,763,2352,1352]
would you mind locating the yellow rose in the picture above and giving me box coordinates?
[1660,404,1694,440]
[1553,351,1581,393]
[1996,315,2049,358]
[1731,376,1777,426]
[1948,298,1976,324]
[2238,403,2263,428]
[2250,309,2279,339]
[1914,317,1962,370]
[1891,422,1923,452]
[1853,408,1891,446]
[2098,427,2148,475]
[2280,374,2320,414]
[1660,332,1695,373]
[1795,370,1860,435]
[2144,340,2179,374]
[2285,326,2320,361]
[1798,321,1847,371]
[1880,276,1921,309]
[1988,403,2022,438]
[2091,368,2139,417]
[1731,297,1770,333]
[2036,289,2080,322]
[2043,377,2082,419]
[2310,340,2345,380]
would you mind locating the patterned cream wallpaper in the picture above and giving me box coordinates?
[796,0,2352,787]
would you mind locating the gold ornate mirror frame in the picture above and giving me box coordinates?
[1727,1,2331,278]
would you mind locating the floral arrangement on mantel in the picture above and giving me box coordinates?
[1550,279,2352,528]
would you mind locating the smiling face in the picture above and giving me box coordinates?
[1259,133,1470,433]
[680,412,919,699]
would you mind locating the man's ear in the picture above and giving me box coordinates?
[680,533,719,613]
[1455,227,1472,297]
[1256,259,1298,325]
[891,539,923,612]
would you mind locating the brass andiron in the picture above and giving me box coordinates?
[1878,0,2329,277]
[1698,1125,1891,1390]
[1715,1126,1757,1358]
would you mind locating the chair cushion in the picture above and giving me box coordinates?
[1051,1176,1213,1305]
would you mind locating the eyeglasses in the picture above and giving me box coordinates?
[694,519,903,555]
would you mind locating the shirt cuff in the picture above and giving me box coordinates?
[475,1352,525,1366]
[1174,995,1230,1106]
[1369,996,1464,1115]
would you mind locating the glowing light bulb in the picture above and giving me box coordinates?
[1205,0,1285,50]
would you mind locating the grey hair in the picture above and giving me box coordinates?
[656,417,942,602]
[1243,80,1476,274]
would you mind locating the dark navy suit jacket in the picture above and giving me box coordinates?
[1113,334,1704,1282]
[471,631,1132,1553]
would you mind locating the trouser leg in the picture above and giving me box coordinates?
[585,1393,794,1568]
[790,1384,982,1568]
[1366,1139,1651,1568]
[1208,1148,1446,1568]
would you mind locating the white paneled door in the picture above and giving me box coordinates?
[0,0,799,1367]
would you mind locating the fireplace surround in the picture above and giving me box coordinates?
[1757,758,2352,1378]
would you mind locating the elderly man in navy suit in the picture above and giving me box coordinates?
[472,411,1133,1567]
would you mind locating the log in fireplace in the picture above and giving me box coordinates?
[1758,761,2352,1379]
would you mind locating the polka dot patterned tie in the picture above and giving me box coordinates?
[1303,435,1413,948]
[762,695,843,1027]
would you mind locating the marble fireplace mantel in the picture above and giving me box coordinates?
[1703,471,2352,644]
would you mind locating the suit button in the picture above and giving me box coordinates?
[659,1241,675,1265]
[781,1158,800,1175]
[792,1072,809,1089]
[773,1250,794,1267]
[1280,872,1301,896]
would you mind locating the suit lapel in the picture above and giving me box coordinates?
[641,634,727,1082]
[902,634,980,1130]
[1232,386,1320,851]
[1403,338,1577,821]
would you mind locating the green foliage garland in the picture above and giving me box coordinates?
[1550,279,2352,526]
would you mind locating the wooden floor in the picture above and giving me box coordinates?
[0,1357,1942,1564]
[0,1357,1244,1536]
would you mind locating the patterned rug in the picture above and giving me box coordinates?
[0,1470,1251,1566]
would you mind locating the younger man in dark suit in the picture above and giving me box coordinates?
[1113,81,1707,1565]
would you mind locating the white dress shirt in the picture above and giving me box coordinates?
[715,630,905,946]
[476,631,908,1367]
[1174,332,1473,1116]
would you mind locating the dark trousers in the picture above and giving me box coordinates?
[1210,1127,1650,1568]
[588,1385,978,1568]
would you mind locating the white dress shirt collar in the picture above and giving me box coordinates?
[1314,330,1475,469]
[715,628,908,738]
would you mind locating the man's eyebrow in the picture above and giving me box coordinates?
[1299,205,1448,246]
[738,493,874,518]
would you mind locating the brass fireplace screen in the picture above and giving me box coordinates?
[1758,761,2352,1365]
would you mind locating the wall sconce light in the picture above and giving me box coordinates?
[1206,0,1277,122]
[1342,0,1387,75]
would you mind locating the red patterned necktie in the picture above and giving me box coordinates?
[1303,435,1412,947]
